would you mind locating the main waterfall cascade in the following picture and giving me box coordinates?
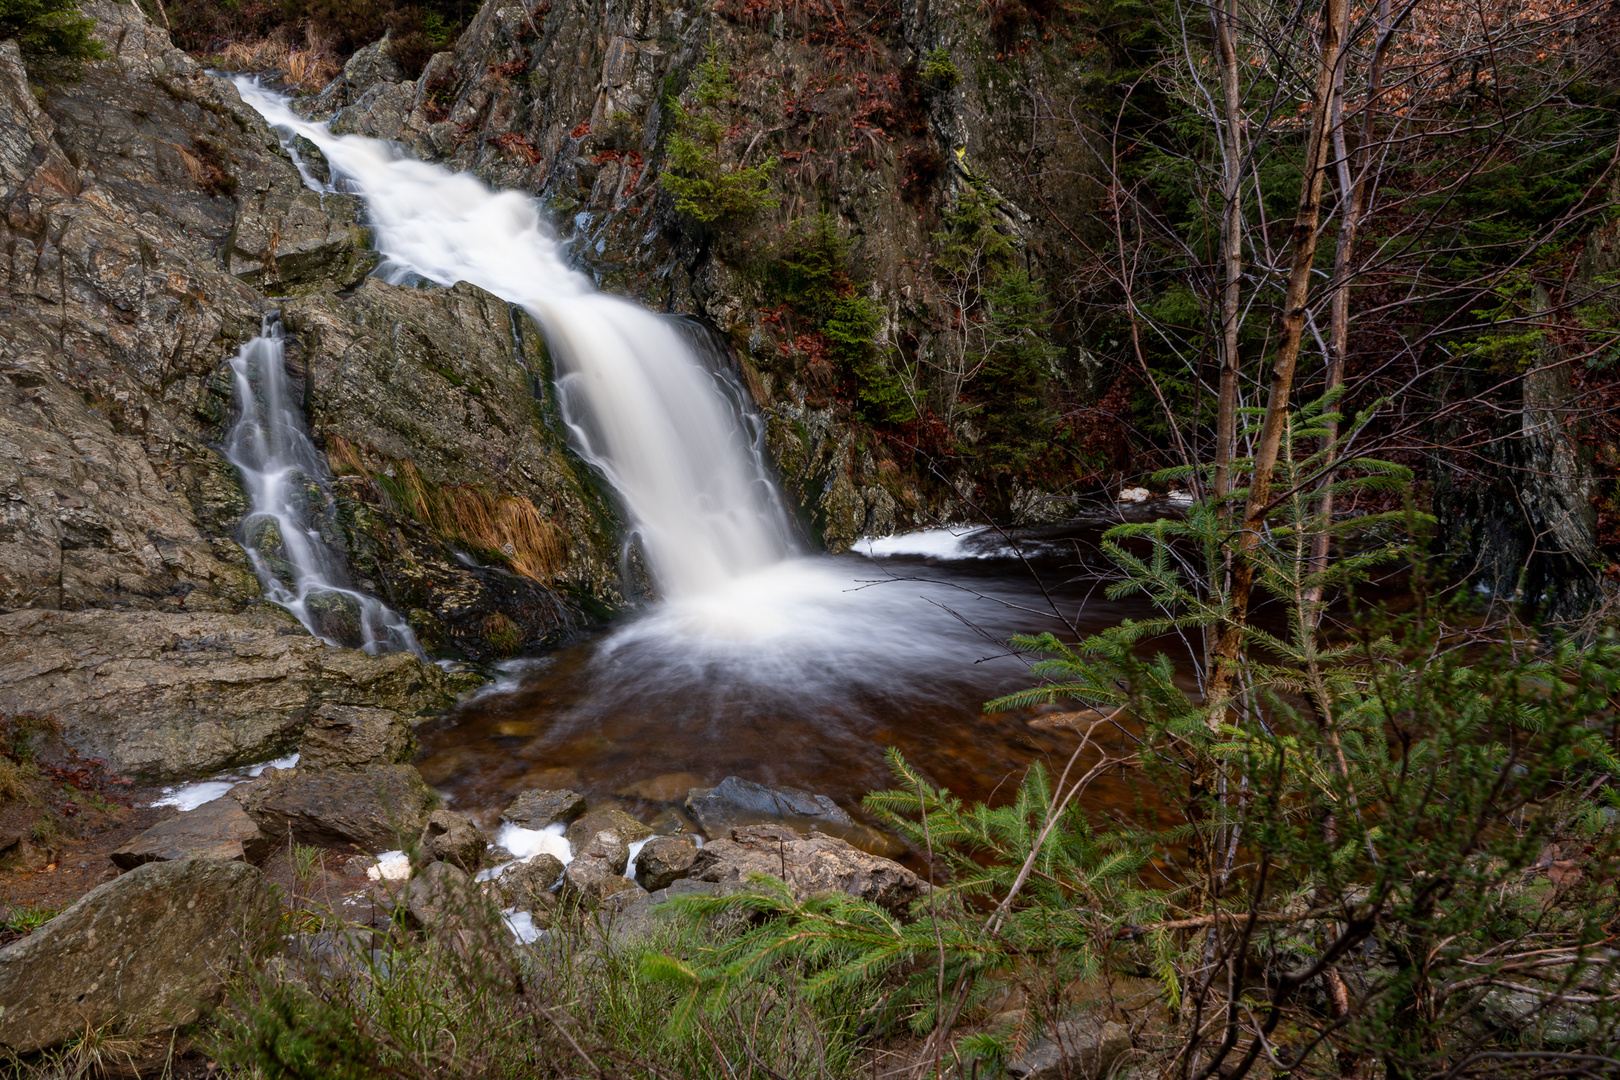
[226,317,421,655]
[237,81,798,609]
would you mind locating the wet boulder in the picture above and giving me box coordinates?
[236,764,434,852]
[298,704,417,770]
[634,833,699,891]
[417,809,486,872]
[501,788,586,830]
[0,859,277,1054]
[685,776,853,837]
[689,824,927,913]
[493,853,565,913]
[562,854,640,906]
[111,798,271,868]
[401,859,472,930]
[564,806,652,851]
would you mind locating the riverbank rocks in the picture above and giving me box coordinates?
[689,824,927,913]
[401,859,472,930]
[111,798,270,868]
[494,853,565,913]
[236,764,434,852]
[685,776,854,837]
[0,859,277,1054]
[418,809,486,872]
[565,806,654,851]
[634,833,699,891]
[562,853,641,906]
[0,609,456,781]
[501,788,587,830]
[299,705,418,770]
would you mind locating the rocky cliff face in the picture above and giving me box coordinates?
[0,4,626,778]
[305,0,1106,548]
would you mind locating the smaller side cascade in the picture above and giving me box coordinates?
[225,315,421,655]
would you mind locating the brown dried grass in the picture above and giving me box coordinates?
[214,25,341,91]
[328,440,564,582]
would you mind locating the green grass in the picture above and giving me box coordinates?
[213,880,878,1079]
[3,905,58,934]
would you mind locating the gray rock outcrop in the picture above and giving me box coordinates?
[0,608,453,781]
[111,798,271,868]
[236,764,435,852]
[299,704,419,770]
[689,824,928,913]
[0,859,277,1053]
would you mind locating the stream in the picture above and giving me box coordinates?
[232,81,1175,830]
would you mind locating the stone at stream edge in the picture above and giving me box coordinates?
[689,824,927,913]
[417,809,487,872]
[563,805,654,851]
[235,764,434,853]
[0,859,278,1054]
[684,776,854,837]
[111,798,271,868]
[494,853,565,913]
[299,704,418,770]
[635,833,699,891]
[500,788,587,830]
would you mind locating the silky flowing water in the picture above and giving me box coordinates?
[235,81,1172,829]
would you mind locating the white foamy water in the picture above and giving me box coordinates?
[231,81,1072,714]
[494,822,574,864]
[225,318,420,654]
[152,753,299,810]
[236,81,795,602]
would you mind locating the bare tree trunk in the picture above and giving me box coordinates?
[1207,0,1352,708]
[1306,0,1392,623]
[1210,0,1246,509]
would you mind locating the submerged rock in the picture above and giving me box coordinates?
[617,772,708,804]
[236,764,434,852]
[111,799,271,868]
[684,776,853,837]
[501,788,587,830]
[634,833,699,891]
[689,824,927,913]
[0,859,277,1054]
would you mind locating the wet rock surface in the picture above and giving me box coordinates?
[564,805,653,851]
[495,852,565,912]
[236,764,435,852]
[685,775,854,836]
[634,833,698,891]
[0,608,454,781]
[299,704,420,770]
[110,798,271,868]
[418,809,487,872]
[501,787,587,830]
[689,824,928,912]
[0,858,277,1054]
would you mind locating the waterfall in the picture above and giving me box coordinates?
[235,81,796,601]
[225,315,421,655]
